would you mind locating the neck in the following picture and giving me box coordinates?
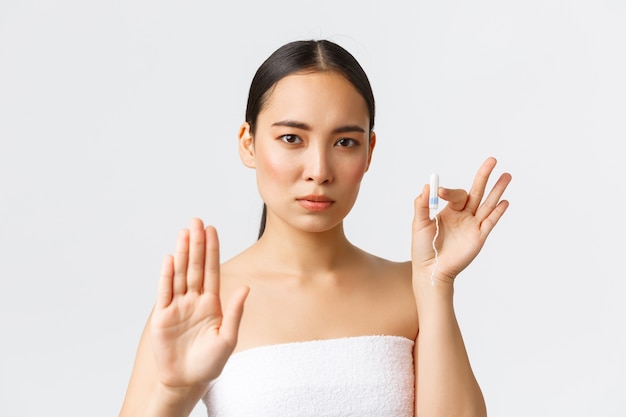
[254,219,357,275]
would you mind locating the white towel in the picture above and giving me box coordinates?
[202,335,415,417]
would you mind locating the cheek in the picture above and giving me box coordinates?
[343,159,369,186]
[255,148,298,185]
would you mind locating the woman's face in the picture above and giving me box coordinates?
[239,71,376,234]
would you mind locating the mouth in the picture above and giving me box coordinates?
[296,194,335,211]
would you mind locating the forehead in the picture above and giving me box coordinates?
[258,71,369,126]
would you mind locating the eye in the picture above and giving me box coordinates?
[336,138,358,147]
[279,134,302,144]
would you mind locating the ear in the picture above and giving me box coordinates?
[238,122,256,168]
[365,131,376,172]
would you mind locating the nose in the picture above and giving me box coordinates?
[304,145,334,184]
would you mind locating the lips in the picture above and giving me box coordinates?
[296,194,334,211]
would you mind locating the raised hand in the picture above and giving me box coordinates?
[411,157,512,284]
[150,218,249,390]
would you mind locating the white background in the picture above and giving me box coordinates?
[1,1,624,416]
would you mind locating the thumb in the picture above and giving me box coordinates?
[219,286,250,345]
[412,183,432,231]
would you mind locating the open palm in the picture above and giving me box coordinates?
[150,219,249,389]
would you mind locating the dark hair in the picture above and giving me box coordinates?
[245,39,376,239]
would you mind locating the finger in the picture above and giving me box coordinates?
[440,188,469,211]
[156,255,174,309]
[475,172,512,223]
[480,199,510,239]
[465,157,498,214]
[219,286,250,346]
[187,218,206,293]
[412,184,431,230]
[173,228,189,295]
[203,225,221,295]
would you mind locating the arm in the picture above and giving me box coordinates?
[119,219,249,417]
[413,277,486,417]
[412,157,511,417]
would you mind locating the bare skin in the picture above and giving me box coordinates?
[119,221,417,417]
[221,225,417,354]
[118,71,511,417]
[412,157,511,417]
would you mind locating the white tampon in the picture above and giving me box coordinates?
[429,173,439,210]
[429,173,440,285]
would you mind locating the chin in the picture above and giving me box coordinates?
[296,217,346,234]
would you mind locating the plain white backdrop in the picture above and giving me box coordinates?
[1,1,624,416]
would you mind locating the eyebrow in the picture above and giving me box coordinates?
[271,120,366,134]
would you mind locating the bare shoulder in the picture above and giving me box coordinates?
[357,248,412,283]
[355,250,417,339]
[218,248,258,294]
[217,244,417,349]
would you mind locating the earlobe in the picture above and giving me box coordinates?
[365,131,376,172]
[238,122,256,168]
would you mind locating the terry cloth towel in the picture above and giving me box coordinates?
[202,335,415,417]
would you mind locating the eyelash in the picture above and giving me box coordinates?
[278,135,359,147]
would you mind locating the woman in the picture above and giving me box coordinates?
[119,39,511,417]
